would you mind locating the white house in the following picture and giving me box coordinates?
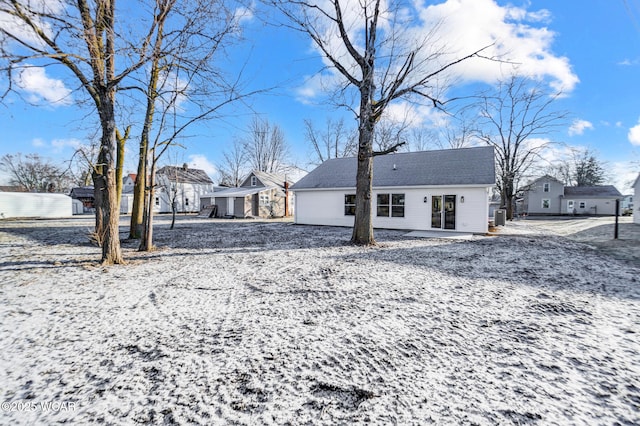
[291,146,496,234]
[154,165,215,213]
[634,173,640,225]
[120,174,137,214]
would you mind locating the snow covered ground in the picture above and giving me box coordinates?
[1,216,639,425]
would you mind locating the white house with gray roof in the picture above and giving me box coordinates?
[291,146,496,234]
[154,165,215,213]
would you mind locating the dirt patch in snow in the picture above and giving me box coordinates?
[0,215,639,425]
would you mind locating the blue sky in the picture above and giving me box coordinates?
[1,0,639,192]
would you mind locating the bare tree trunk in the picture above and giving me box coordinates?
[352,94,376,245]
[92,163,106,246]
[115,127,128,213]
[99,99,125,265]
[139,149,156,252]
[129,146,146,239]
[170,202,177,230]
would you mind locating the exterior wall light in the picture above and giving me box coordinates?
[460,196,465,203]
[423,196,428,203]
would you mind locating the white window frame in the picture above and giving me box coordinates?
[344,194,356,216]
[542,199,550,209]
[376,193,405,217]
[543,183,550,192]
[251,176,257,187]
[259,193,270,206]
[579,201,586,209]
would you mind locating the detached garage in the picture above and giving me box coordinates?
[291,146,496,234]
[0,193,73,219]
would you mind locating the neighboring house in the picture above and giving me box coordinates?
[210,171,294,218]
[621,194,633,212]
[154,165,215,213]
[634,174,640,225]
[69,186,95,212]
[0,192,72,219]
[291,146,496,234]
[520,175,565,216]
[73,175,139,214]
[522,175,623,216]
[120,174,137,214]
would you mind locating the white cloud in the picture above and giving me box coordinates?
[416,0,578,92]
[156,70,189,111]
[611,161,639,193]
[15,66,72,106]
[0,1,65,49]
[297,0,578,105]
[32,138,46,147]
[29,137,82,152]
[51,138,82,152]
[618,57,640,66]
[629,120,640,146]
[188,154,217,177]
[234,2,255,25]
[568,119,594,136]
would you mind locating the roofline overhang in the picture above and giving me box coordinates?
[292,183,495,192]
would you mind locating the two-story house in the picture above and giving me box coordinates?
[522,175,623,216]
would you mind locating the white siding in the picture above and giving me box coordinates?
[294,186,491,233]
[294,190,355,227]
[154,177,213,213]
[561,198,619,216]
[0,193,72,219]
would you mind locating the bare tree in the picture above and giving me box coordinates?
[270,0,491,244]
[243,117,288,173]
[126,0,244,240]
[372,119,411,153]
[0,0,179,264]
[547,147,607,187]
[476,75,568,219]
[304,117,356,164]
[0,153,73,192]
[218,139,249,187]
[435,109,478,150]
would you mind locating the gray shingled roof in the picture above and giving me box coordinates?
[250,171,293,188]
[292,146,496,190]
[69,186,94,199]
[212,187,265,198]
[563,185,623,198]
[157,166,213,185]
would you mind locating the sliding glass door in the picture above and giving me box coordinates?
[431,195,456,230]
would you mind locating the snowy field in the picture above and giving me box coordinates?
[1,215,639,425]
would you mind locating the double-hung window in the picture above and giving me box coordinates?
[377,193,405,217]
[344,194,356,216]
